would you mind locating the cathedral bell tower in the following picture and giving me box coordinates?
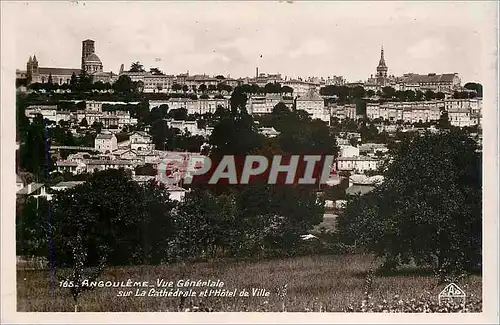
[26,54,39,84]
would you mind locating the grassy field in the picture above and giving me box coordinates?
[17,254,482,312]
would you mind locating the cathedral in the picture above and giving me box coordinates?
[366,46,395,88]
[19,39,117,85]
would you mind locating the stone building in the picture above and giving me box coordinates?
[22,39,116,85]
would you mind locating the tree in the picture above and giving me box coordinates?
[351,86,365,99]
[415,90,424,101]
[381,86,396,99]
[282,85,293,95]
[229,86,248,115]
[171,83,182,92]
[424,90,436,101]
[93,81,105,92]
[436,92,445,100]
[69,73,78,92]
[16,196,51,257]
[264,82,281,94]
[51,169,177,267]
[90,121,103,133]
[208,84,217,92]
[438,111,451,129]
[28,82,43,92]
[149,104,169,123]
[210,114,263,155]
[199,84,207,93]
[235,184,324,255]
[150,119,169,150]
[135,164,157,176]
[129,61,145,72]
[112,75,134,94]
[404,90,416,102]
[337,130,481,276]
[46,73,54,92]
[182,85,189,93]
[78,70,93,92]
[79,117,88,127]
[167,108,188,120]
[464,82,483,97]
[149,67,163,75]
[19,114,53,180]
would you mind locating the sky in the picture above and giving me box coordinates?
[10,1,497,83]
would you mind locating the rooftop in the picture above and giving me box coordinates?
[337,156,379,162]
[297,89,323,101]
[84,53,102,63]
[38,67,81,76]
[95,134,114,139]
[16,183,44,195]
[51,181,86,190]
[345,184,376,196]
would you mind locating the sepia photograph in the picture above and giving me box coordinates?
[1,0,498,323]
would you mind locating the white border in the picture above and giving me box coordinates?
[1,1,498,323]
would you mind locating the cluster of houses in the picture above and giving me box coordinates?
[335,132,389,174]
[330,98,482,127]
[25,100,139,130]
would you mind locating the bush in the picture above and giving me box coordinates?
[337,129,481,277]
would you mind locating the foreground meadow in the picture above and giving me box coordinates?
[17,254,482,312]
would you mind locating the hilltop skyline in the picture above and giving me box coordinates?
[12,1,495,83]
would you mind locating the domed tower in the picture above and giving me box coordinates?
[376,46,388,79]
[83,53,103,74]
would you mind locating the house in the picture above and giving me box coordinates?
[358,143,389,156]
[339,145,359,158]
[345,184,376,196]
[16,183,52,200]
[55,160,86,174]
[85,159,137,173]
[296,89,329,123]
[258,127,280,138]
[132,175,157,184]
[129,131,154,151]
[94,133,118,153]
[165,184,187,202]
[336,156,380,174]
[114,149,140,161]
[51,181,86,191]
[448,108,475,127]
[25,105,58,122]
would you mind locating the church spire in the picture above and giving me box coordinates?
[378,46,386,67]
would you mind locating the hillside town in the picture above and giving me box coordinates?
[10,0,493,314]
[15,39,483,208]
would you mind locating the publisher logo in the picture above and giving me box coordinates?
[438,283,466,305]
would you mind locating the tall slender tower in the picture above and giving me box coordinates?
[81,39,96,70]
[376,46,388,78]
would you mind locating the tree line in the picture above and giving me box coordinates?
[17,169,324,266]
[320,84,482,104]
